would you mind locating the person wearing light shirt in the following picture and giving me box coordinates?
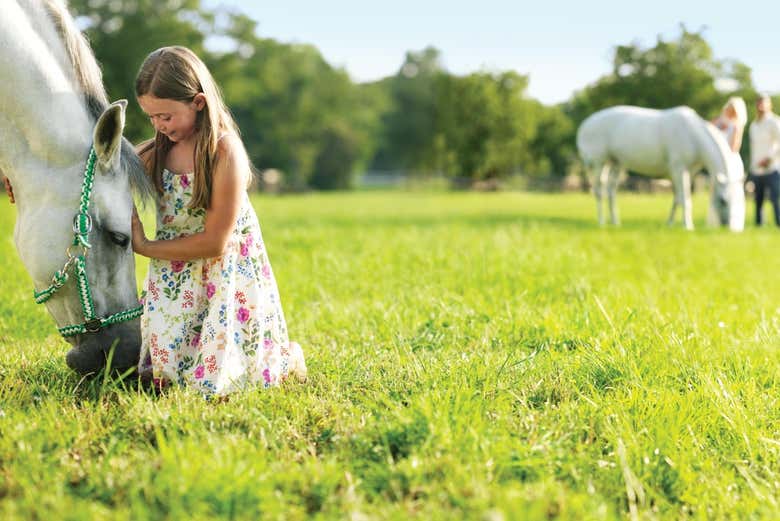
[749,94,780,227]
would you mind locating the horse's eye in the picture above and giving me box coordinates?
[109,231,129,247]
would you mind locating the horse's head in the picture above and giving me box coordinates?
[14,100,151,375]
[701,119,745,232]
[710,151,746,232]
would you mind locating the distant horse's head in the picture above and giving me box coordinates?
[710,150,746,233]
[704,123,746,232]
[13,100,150,375]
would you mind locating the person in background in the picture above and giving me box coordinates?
[713,96,748,153]
[749,94,780,227]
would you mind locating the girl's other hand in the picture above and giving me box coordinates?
[131,206,148,253]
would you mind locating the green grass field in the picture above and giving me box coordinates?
[1,190,780,520]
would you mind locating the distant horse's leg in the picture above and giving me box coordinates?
[706,188,720,227]
[681,169,694,230]
[668,168,682,226]
[593,162,610,226]
[607,166,623,225]
[667,198,678,226]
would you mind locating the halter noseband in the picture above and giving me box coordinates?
[33,147,143,337]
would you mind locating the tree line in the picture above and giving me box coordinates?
[70,1,772,189]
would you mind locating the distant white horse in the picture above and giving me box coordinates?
[577,106,745,231]
[1,1,153,374]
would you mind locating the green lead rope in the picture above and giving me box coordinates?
[33,147,143,338]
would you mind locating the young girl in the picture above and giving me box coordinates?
[131,46,306,395]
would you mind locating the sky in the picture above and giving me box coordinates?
[204,0,780,104]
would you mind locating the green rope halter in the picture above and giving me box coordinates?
[33,147,143,337]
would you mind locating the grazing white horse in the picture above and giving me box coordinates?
[1,1,153,374]
[577,105,745,231]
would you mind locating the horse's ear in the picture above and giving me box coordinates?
[93,100,127,171]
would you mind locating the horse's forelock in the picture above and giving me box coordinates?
[85,94,107,121]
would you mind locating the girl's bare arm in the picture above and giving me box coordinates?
[132,136,248,261]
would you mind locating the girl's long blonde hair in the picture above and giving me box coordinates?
[135,46,245,208]
[724,96,748,129]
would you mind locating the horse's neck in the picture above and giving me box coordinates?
[0,1,93,176]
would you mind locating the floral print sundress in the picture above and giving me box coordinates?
[138,168,290,395]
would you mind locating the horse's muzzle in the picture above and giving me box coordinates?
[65,319,141,375]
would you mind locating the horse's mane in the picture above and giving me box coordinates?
[41,0,155,201]
[41,0,108,115]
[698,116,738,181]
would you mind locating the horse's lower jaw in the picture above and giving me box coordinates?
[65,322,141,376]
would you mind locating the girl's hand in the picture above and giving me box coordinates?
[131,206,148,254]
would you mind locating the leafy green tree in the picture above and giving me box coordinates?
[372,50,574,181]
[528,102,576,177]
[433,71,539,182]
[371,47,443,172]
[309,123,361,190]
[209,14,378,189]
